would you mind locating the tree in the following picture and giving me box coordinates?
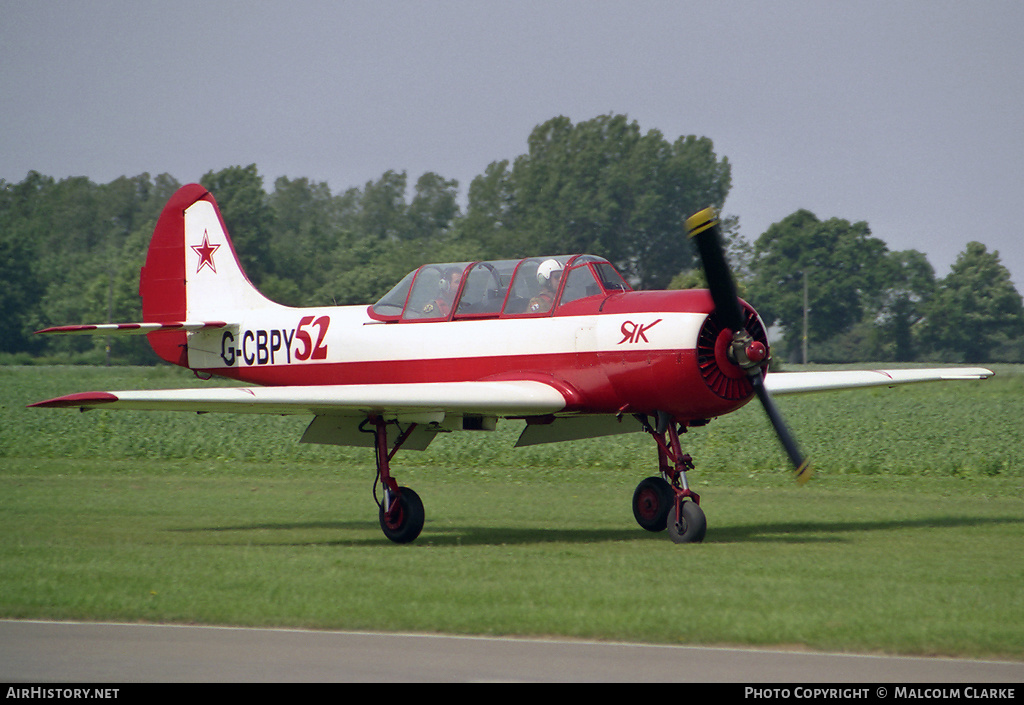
[200,165,274,285]
[407,172,460,241]
[461,114,732,289]
[919,242,1024,362]
[354,170,410,242]
[0,236,44,352]
[309,170,465,307]
[266,176,339,304]
[457,159,516,256]
[748,210,890,362]
[877,249,936,361]
[0,172,181,362]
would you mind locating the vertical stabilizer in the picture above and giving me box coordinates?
[181,192,277,317]
[140,184,279,365]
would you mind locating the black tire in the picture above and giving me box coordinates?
[632,477,674,532]
[379,487,425,544]
[666,500,707,544]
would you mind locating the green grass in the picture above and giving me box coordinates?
[2,365,1023,658]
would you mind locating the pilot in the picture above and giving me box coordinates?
[423,267,462,316]
[528,259,562,313]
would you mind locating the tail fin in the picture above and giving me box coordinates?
[141,184,279,364]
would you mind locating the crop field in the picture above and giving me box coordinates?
[2,364,1023,658]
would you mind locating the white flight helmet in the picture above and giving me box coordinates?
[536,259,563,286]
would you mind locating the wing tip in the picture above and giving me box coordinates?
[29,392,119,409]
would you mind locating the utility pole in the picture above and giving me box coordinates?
[106,257,114,367]
[802,271,808,365]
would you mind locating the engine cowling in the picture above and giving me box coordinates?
[696,303,769,401]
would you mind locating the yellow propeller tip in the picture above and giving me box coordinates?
[685,207,719,238]
[795,461,813,484]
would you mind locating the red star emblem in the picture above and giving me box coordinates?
[190,231,221,273]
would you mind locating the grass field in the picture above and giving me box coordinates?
[2,364,1022,658]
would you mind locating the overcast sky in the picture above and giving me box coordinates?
[3,0,1022,288]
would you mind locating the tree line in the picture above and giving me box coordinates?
[2,114,1022,365]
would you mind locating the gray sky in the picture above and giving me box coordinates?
[3,0,1022,288]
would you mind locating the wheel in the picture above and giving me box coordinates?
[632,477,674,532]
[379,487,425,544]
[666,500,707,544]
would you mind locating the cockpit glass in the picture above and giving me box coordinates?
[371,270,415,317]
[559,263,601,306]
[593,262,631,292]
[371,255,627,321]
[501,256,572,315]
[401,263,471,320]
[455,260,517,316]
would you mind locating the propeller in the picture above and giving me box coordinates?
[685,208,812,483]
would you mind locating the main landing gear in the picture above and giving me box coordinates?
[369,416,425,544]
[631,413,707,544]
[366,412,706,545]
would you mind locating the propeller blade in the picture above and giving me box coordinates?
[685,207,744,332]
[687,206,812,483]
[751,374,813,483]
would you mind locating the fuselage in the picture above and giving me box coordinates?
[181,288,765,423]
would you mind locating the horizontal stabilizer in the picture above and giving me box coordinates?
[36,321,229,336]
[764,367,994,395]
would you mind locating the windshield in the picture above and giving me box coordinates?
[371,270,416,317]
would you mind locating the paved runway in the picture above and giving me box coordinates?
[2,620,1021,683]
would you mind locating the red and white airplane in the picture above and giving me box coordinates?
[31,184,993,544]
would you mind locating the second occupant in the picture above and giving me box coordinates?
[528,259,563,313]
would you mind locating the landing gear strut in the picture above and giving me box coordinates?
[631,413,707,543]
[369,416,425,544]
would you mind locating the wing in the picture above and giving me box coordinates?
[30,380,566,416]
[30,380,569,452]
[764,367,993,395]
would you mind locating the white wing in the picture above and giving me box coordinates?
[31,380,569,452]
[764,367,993,395]
[30,380,567,417]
